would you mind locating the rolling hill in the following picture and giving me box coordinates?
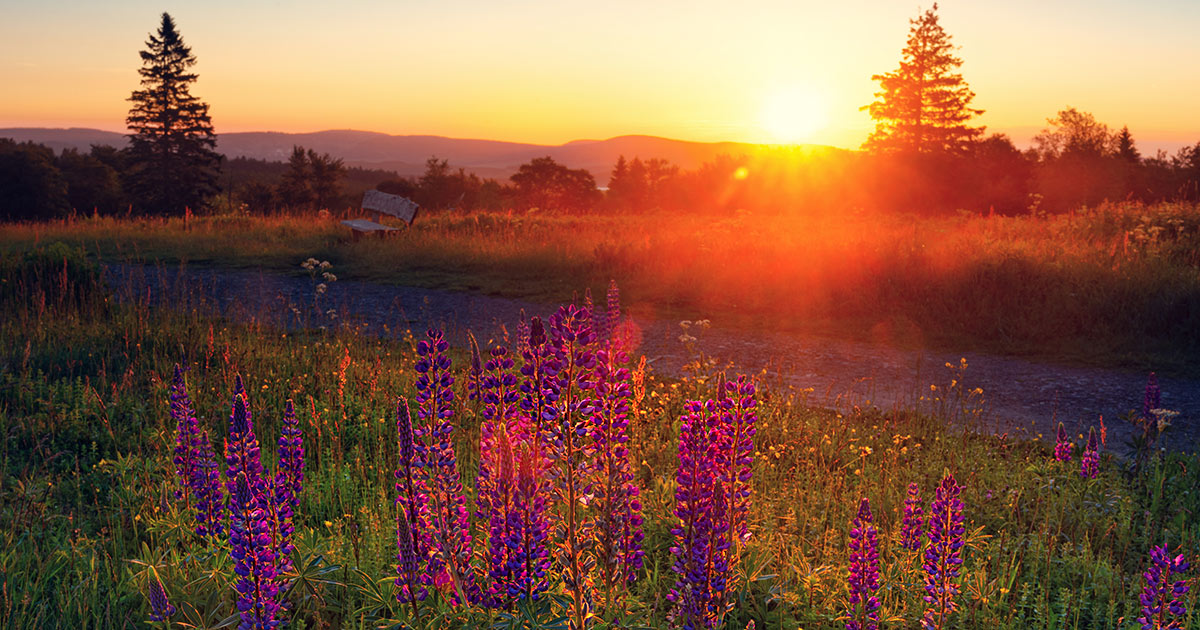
[0,127,832,182]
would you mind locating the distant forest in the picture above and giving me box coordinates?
[2,126,1200,222]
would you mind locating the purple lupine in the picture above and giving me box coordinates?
[170,364,200,503]
[230,471,281,630]
[394,398,430,605]
[519,317,562,472]
[922,472,965,630]
[718,375,756,548]
[192,430,225,539]
[669,400,732,630]
[148,574,176,623]
[1145,372,1162,419]
[508,443,551,603]
[170,365,226,538]
[272,399,304,573]
[475,346,523,520]
[484,426,519,608]
[1053,422,1072,462]
[1138,544,1190,630]
[900,483,924,552]
[225,393,267,502]
[395,506,424,624]
[591,330,644,601]
[846,497,881,630]
[413,328,477,605]
[1080,427,1100,480]
[547,304,600,630]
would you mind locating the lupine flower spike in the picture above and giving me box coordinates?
[1138,544,1190,630]
[846,497,881,630]
[414,328,478,605]
[1053,422,1072,462]
[900,482,924,551]
[230,471,281,630]
[273,399,304,573]
[1145,372,1162,419]
[922,471,965,630]
[148,574,176,623]
[508,444,551,603]
[669,400,731,630]
[591,303,644,607]
[394,398,430,605]
[1081,427,1100,479]
[170,365,199,504]
[547,304,599,630]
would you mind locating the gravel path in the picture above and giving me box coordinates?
[104,262,1199,451]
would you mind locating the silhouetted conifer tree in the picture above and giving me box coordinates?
[126,12,220,215]
[864,4,983,155]
[1116,126,1141,163]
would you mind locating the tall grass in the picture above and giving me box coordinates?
[2,202,1198,369]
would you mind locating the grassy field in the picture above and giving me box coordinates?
[0,245,1197,629]
[2,202,1199,373]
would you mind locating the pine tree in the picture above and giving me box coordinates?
[1116,126,1141,163]
[126,12,220,215]
[864,4,983,155]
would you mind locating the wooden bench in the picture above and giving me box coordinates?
[342,189,419,240]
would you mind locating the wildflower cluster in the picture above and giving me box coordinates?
[668,377,758,630]
[392,287,647,627]
[162,371,307,629]
[170,364,225,538]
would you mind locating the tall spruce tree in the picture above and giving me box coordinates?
[126,12,220,214]
[864,4,983,154]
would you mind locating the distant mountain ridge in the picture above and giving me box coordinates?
[0,127,834,182]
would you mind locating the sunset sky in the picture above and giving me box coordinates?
[2,0,1199,153]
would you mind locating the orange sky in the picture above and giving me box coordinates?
[2,0,1199,153]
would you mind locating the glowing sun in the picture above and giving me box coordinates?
[759,84,828,144]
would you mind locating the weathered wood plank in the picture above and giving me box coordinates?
[361,190,419,224]
[341,219,398,232]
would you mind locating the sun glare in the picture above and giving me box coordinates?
[759,84,829,144]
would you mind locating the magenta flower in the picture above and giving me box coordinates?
[1053,422,1072,462]
[846,497,881,630]
[1081,427,1100,479]
[900,482,924,551]
[922,472,965,630]
[1138,543,1190,630]
[192,429,225,539]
